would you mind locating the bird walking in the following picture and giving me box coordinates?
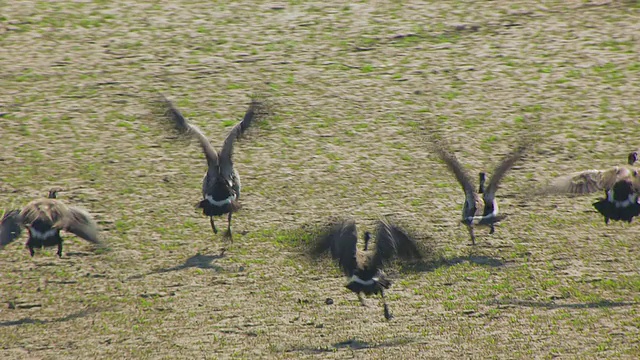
[538,151,640,223]
[311,218,422,320]
[432,140,529,245]
[155,95,269,241]
[0,189,101,257]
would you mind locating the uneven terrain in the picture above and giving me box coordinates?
[1,0,640,358]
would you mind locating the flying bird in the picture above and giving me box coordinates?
[538,151,640,223]
[432,139,529,244]
[311,218,422,320]
[0,189,101,257]
[155,94,269,241]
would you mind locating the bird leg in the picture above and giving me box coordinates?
[210,217,218,234]
[467,225,476,245]
[381,290,393,320]
[224,212,233,242]
[28,245,35,257]
[604,217,610,225]
[489,223,495,235]
[357,293,367,307]
[57,242,63,258]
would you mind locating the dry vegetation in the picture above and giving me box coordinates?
[1,0,640,358]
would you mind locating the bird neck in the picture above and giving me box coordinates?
[478,173,486,194]
[363,232,371,251]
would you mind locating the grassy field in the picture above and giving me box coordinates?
[1,0,640,358]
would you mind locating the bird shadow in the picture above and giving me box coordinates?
[400,253,505,273]
[126,252,224,280]
[494,299,636,310]
[289,337,415,354]
[0,308,100,327]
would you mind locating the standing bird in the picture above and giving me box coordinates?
[155,95,269,241]
[0,189,101,257]
[537,151,640,223]
[432,140,529,245]
[311,218,422,320]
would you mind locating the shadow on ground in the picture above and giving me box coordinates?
[494,299,636,309]
[401,253,505,273]
[0,308,100,327]
[289,337,416,353]
[127,252,224,280]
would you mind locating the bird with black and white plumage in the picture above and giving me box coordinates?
[0,189,101,257]
[537,151,640,224]
[155,94,269,243]
[310,218,423,320]
[431,139,529,245]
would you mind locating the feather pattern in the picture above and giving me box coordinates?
[0,192,100,256]
[154,94,270,239]
[431,138,528,244]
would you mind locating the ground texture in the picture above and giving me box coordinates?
[1,0,640,358]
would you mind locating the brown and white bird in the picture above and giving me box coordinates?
[0,189,101,257]
[538,151,640,223]
[432,140,529,245]
[155,95,269,241]
[311,218,422,320]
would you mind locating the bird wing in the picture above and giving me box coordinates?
[371,219,422,269]
[432,142,477,206]
[218,97,269,180]
[0,210,23,247]
[20,199,66,225]
[311,219,358,277]
[155,94,220,169]
[60,206,101,244]
[538,167,630,195]
[483,142,529,204]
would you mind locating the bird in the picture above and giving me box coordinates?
[310,218,423,320]
[155,94,269,241]
[431,139,529,245]
[0,189,101,257]
[537,151,640,224]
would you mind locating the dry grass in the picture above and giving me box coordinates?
[1,0,640,358]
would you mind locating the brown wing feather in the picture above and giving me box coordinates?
[155,94,220,168]
[0,210,23,247]
[539,167,630,195]
[20,199,68,225]
[371,219,422,270]
[218,97,269,179]
[61,206,101,244]
[431,142,476,202]
[311,219,358,277]
[484,142,529,199]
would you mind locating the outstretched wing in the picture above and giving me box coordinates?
[432,141,477,204]
[310,219,358,277]
[371,219,422,269]
[218,97,269,180]
[483,142,529,204]
[537,167,629,195]
[0,210,23,247]
[60,206,101,244]
[155,94,220,168]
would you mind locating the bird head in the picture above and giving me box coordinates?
[628,152,638,165]
[47,188,63,199]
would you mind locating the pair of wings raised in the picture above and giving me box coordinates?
[0,199,101,247]
[312,219,422,277]
[538,166,640,195]
[432,142,529,210]
[157,95,268,181]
